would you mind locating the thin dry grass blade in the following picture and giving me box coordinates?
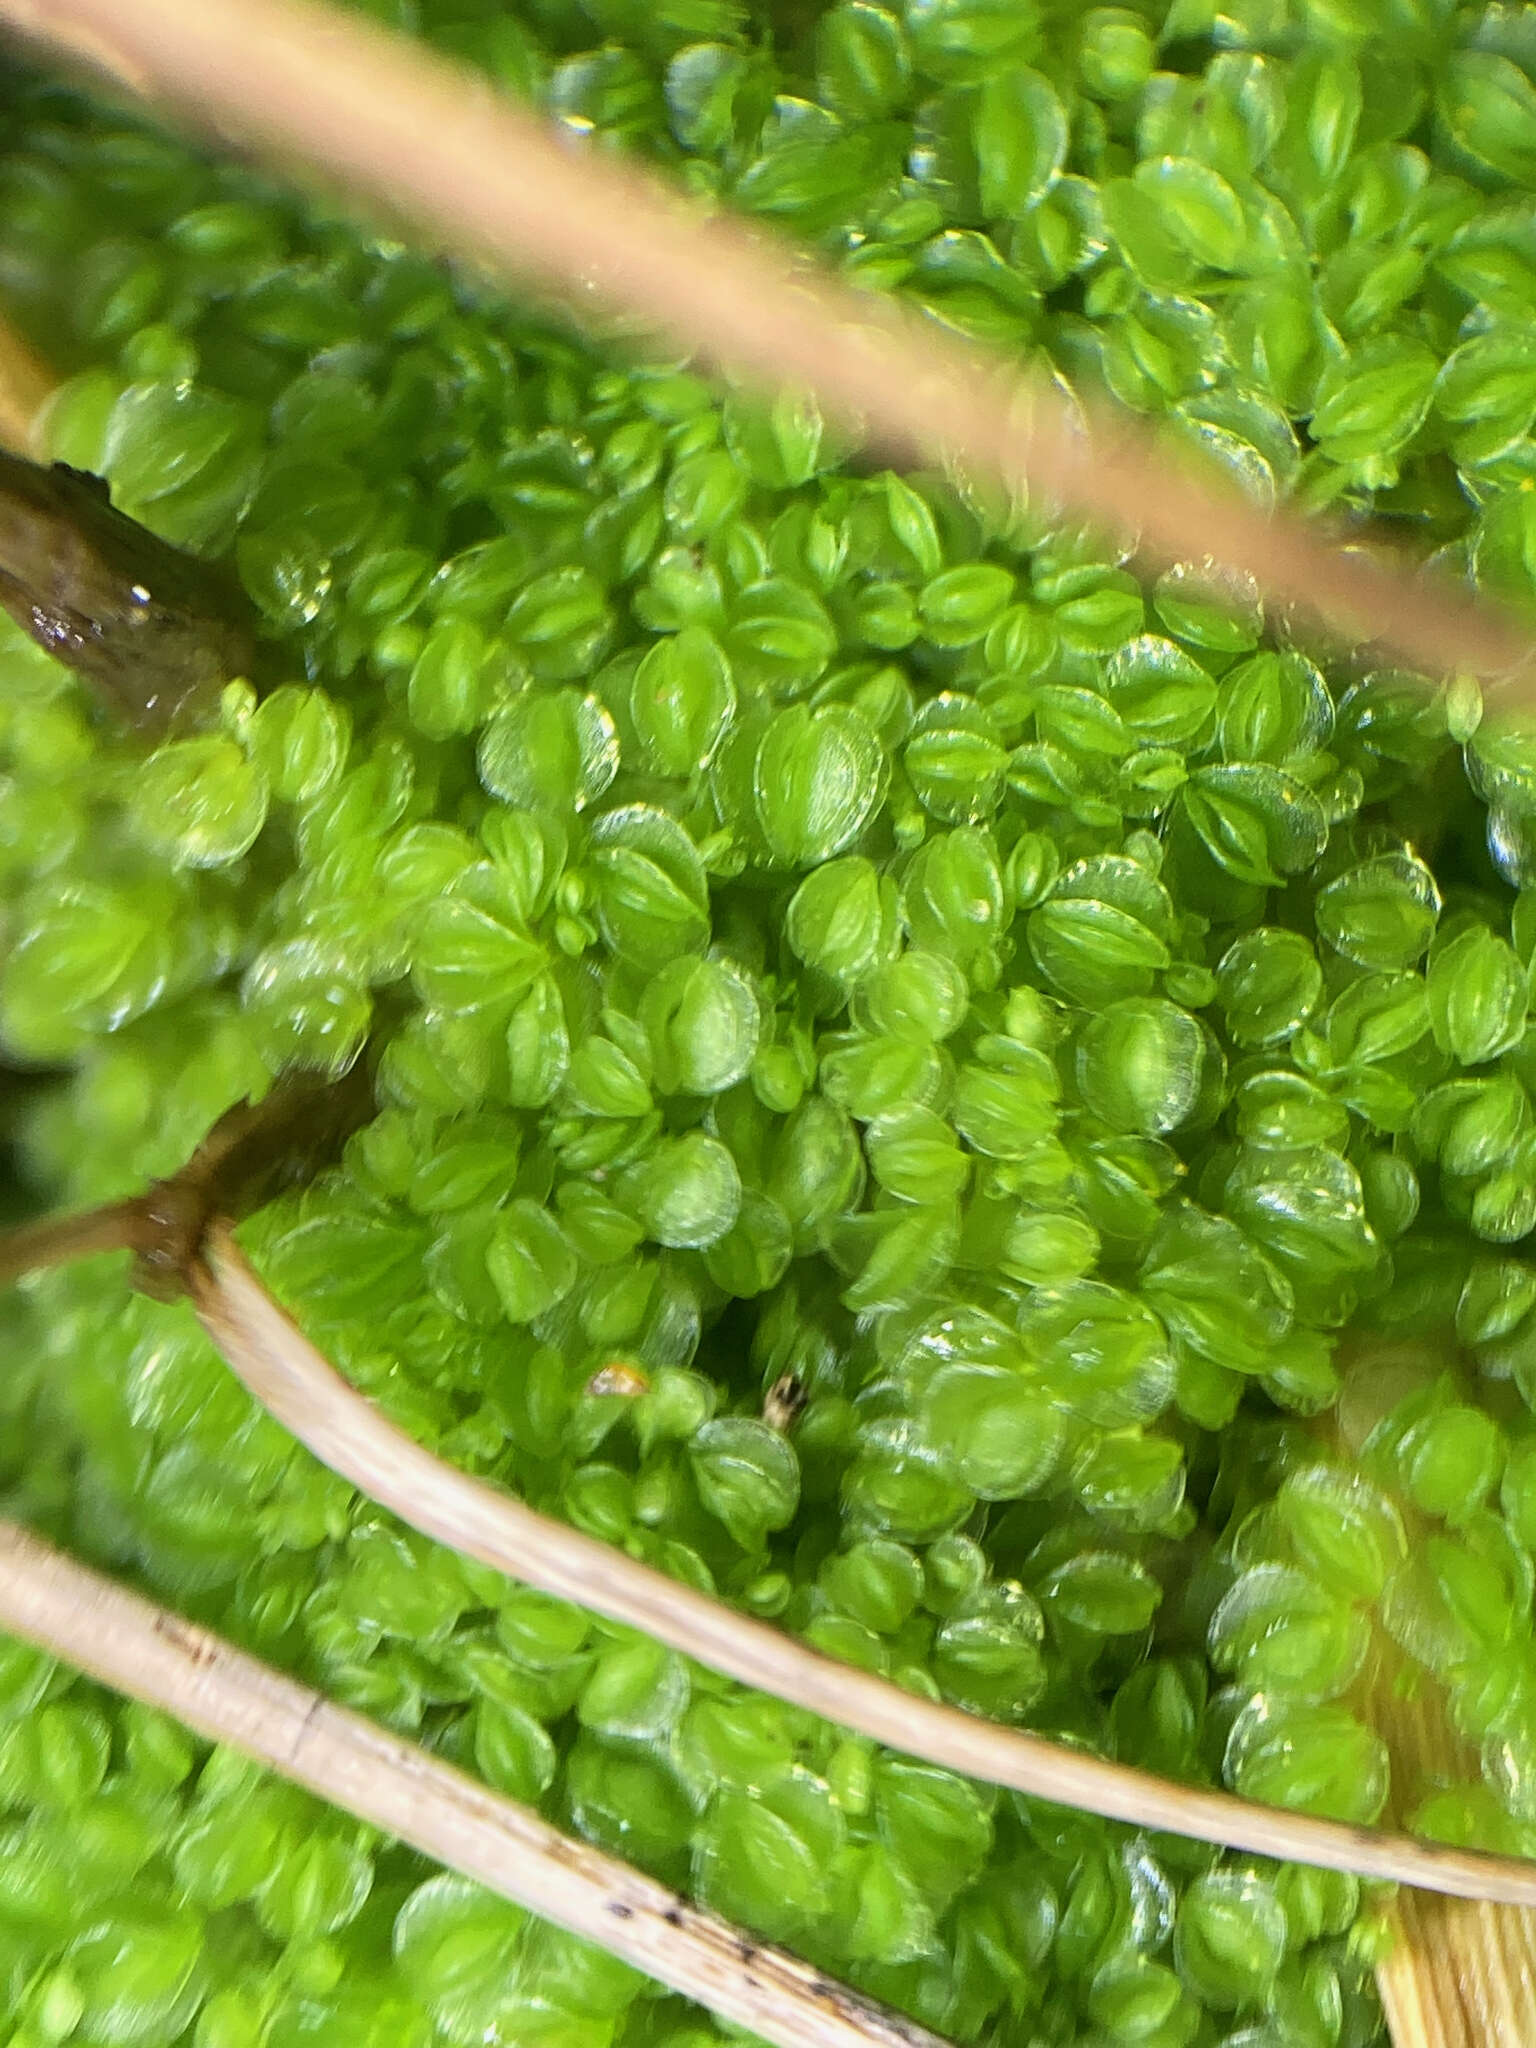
[2,0,1532,688]
[0,1516,950,2048]
[191,1224,1536,1905]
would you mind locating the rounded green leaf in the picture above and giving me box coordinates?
[1439,52,1536,189]
[393,1875,529,2043]
[693,1787,827,1939]
[867,1103,970,1203]
[704,1188,794,1297]
[1224,1144,1381,1311]
[1001,1207,1100,1286]
[588,804,710,969]
[768,1095,865,1242]
[816,3,911,120]
[859,947,970,1041]
[487,1202,578,1323]
[505,566,612,679]
[1133,156,1246,271]
[918,563,1015,646]
[786,855,885,982]
[641,955,760,1095]
[690,1417,800,1548]
[0,885,150,1055]
[248,684,349,803]
[1316,851,1441,970]
[1154,560,1263,654]
[729,578,837,690]
[1181,764,1328,888]
[917,1363,1065,1498]
[664,448,747,540]
[1218,650,1332,764]
[1215,927,1323,1047]
[131,738,268,868]
[623,1131,742,1248]
[1173,1871,1288,2009]
[1209,1562,1367,1702]
[413,899,545,1013]
[901,826,1004,960]
[1039,1551,1162,1634]
[1225,1699,1387,1823]
[665,42,751,151]
[1079,8,1153,100]
[1076,998,1204,1135]
[104,377,263,548]
[1028,896,1170,1007]
[1277,1463,1407,1603]
[1103,635,1218,744]
[754,704,884,866]
[1072,1430,1184,1531]
[1435,327,1536,464]
[1310,337,1439,467]
[1401,1403,1504,1524]
[952,1041,1060,1158]
[905,697,1009,823]
[478,689,619,813]
[1140,1203,1293,1375]
[1088,1958,1184,2039]
[884,473,942,577]
[872,1757,993,1907]
[257,1831,373,1942]
[0,1701,109,1809]
[578,1640,691,1744]
[505,973,570,1107]
[630,627,736,776]
[1428,924,1527,1065]
[473,1699,557,1804]
[69,1906,206,2047]
[1021,1281,1174,1428]
[973,66,1067,217]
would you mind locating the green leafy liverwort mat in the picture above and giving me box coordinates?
[6,0,1536,2041]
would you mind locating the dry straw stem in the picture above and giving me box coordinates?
[1373,1676,1536,2048]
[3,0,1534,692]
[191,1220,1536,1907]
[0,1515,949,2048]
[1377,1885,1536,2048]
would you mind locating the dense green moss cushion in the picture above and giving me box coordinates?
[4,2,1536,2042]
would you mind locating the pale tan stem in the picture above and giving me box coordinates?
[1,0,1531,688]
[192,1224,1536,1905]
[0,1517,948,2048]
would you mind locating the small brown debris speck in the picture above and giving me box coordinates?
[762,1373,806,1433]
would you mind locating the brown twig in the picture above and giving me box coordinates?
[0,1517,948,2048]
[1,0,1532,689]
[0,1197,145,1287]
[188,1221,1536,1906]
[0,315,52,451]
[0,1062,373,1294]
